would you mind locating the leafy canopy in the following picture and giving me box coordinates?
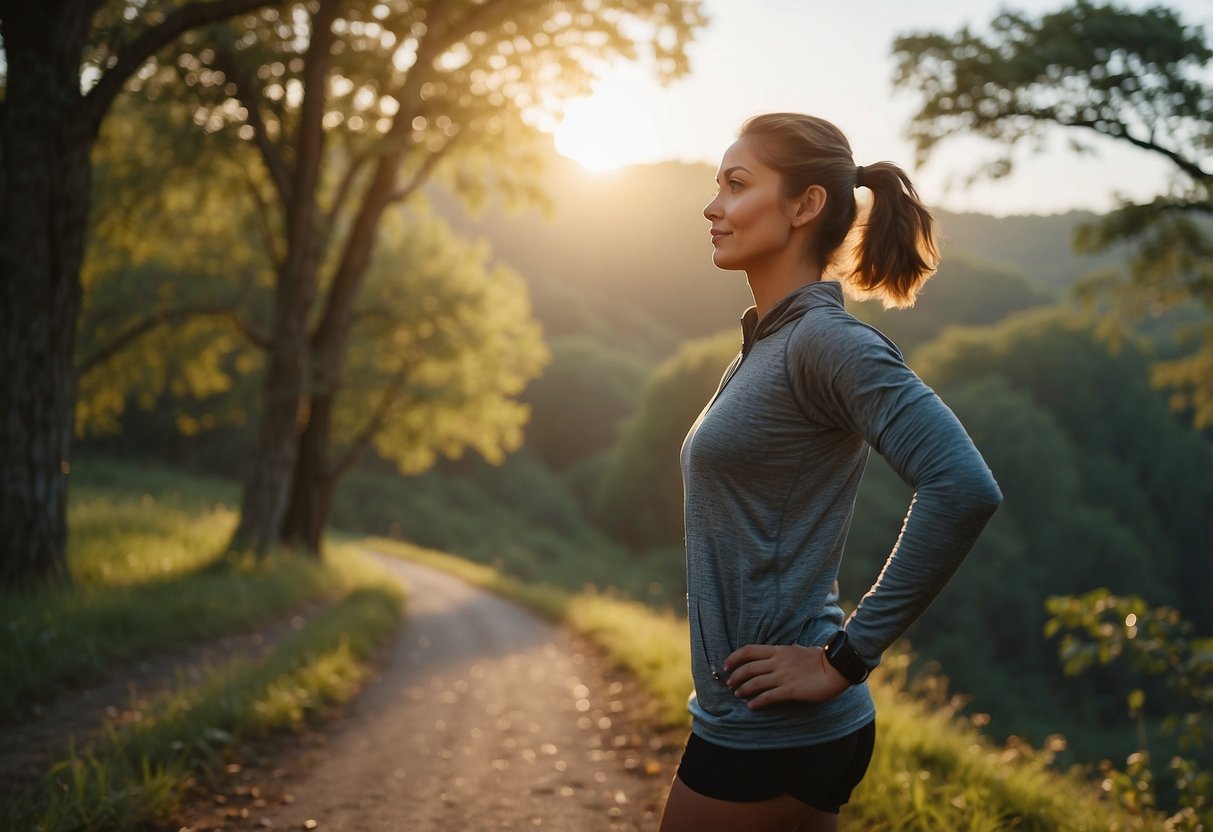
[892,1,1213,425]
[80,88,547,475]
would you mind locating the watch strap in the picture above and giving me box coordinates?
[824,629,871,685]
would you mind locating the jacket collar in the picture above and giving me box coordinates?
[741,280,844,353]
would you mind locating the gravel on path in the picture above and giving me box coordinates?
[182,553,686,831]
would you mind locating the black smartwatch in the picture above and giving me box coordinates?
[823,629,871,685]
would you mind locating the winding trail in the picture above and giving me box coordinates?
[190,552,683,831]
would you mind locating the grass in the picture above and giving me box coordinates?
[366,536,692,727]
[4,548,403,831]
[8,458,1170,830]
[370,537,1165,832]
[0,461,361,721]
[2,461,407,831]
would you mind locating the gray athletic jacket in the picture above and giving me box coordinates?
[680,280,1002,749]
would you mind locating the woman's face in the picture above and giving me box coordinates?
[703,137,797,272]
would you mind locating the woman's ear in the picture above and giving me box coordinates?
[790,184,827,228]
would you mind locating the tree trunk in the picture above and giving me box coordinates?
[228,0,338,557]
[0,1,98,587]
[275,135,411,552]
[227,258,316,557]
[280,391,337,555]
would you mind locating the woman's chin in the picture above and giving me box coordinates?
[711,251,743,271]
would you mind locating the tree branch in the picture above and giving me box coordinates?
[377,0,517,142]
[319,148,375,254]
[82,0,285,130]
[238,155,285,267]
[213,48,293,207]
[1025,111,1212,184]
[332,353,416,477]
[282,0,339,258]
[77,298,269,378]
[230,311,273,350]
[429,0,520,58]
[387,134,461,203]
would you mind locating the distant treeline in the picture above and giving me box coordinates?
[83,150,1213,773]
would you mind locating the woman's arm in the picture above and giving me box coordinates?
[789,311,1003,669]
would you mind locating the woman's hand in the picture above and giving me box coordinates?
[722,644,851,709]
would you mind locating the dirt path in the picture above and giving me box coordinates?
[0,599,330,793]
[182,553,684,831]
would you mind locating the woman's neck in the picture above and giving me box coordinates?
[746,258,823,320]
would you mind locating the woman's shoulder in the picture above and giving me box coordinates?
[787,304,905,372]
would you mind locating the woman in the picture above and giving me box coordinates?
[659,113,1003,832]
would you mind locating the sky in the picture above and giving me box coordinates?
[547,0,1213,217]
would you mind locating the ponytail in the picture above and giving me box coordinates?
[739,114,939,309]
[853,161,939,309]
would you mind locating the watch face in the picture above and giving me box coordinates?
[825,631,868,684]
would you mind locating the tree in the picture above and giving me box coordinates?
[79,87,548,552]
[0,0,289,587]
[892,0,1213,425]
[914,307,1213,632]
[1047,590,1213,828]
[130,0,704,556]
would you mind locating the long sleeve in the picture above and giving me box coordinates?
[786,310,1002,666]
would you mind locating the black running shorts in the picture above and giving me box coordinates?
[674,719,876,813]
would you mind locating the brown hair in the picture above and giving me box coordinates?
[739,113,939,308]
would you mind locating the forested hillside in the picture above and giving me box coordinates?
[415,143,1213,772]
[429,149,1131,352]
[81,137,1213,789]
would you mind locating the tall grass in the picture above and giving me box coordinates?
[3,549,403,831]
[0,460,352,721]
[371,537,1162,831]
[2,461,407,831]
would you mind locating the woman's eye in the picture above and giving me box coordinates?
[728,179,743,190]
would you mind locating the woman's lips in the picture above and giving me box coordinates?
[711,230,731,245]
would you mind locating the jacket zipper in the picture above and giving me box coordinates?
[694,603,724,682]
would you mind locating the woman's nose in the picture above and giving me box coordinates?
[704,195,721,221]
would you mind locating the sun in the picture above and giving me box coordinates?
[551,67,671,174]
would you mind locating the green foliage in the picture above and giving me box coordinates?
[336,208,550,473]
[0,459,355,721]
[522,336,649,471]
[1046,590,1213,828]
[79,90,271,438]
[4,562,402,832]
[892,0,1213,426]
[85,85,550,475]
[80,0,708,557]
[914,307,1213,626]
[129,0,708,215]
[879,307,1213,760]
[851,253,1055,351]
[593,328,739,549]
[892,2,1210,176]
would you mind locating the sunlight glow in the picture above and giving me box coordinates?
[542,0,1213,213]
[551,68,679,174]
